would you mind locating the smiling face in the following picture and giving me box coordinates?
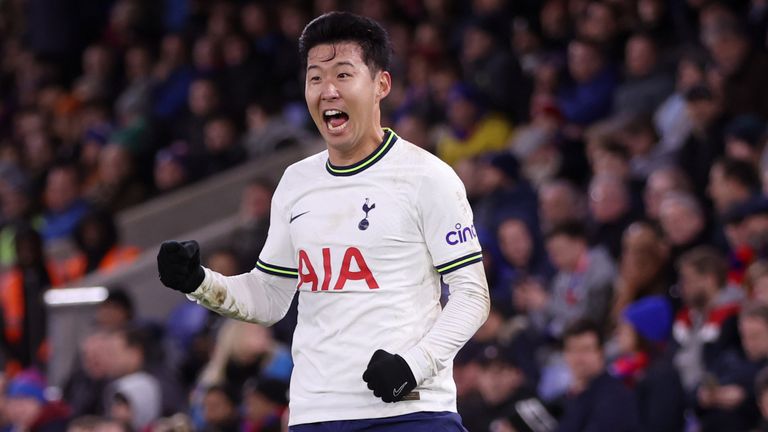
[305,42,391,163]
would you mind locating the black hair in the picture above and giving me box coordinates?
[563,319,605,348]
[103,287,135,320]
[545,220,589,242]
[298,11,392,74]
[205,383,241,406]
[624,114,660,142]
[715,157,762,192]
[599,140,631,161]
[677,245,729,288]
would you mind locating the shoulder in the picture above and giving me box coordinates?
[272,150,327,199]
[394,137,463,187]
[283,149,327,179]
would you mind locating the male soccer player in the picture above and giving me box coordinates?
[157,11,490,431]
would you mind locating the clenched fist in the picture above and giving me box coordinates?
[157,240,205,294]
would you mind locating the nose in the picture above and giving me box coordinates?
[320,82,340,101]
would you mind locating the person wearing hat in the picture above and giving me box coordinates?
[4,369,71,432]
[611,295,685,432]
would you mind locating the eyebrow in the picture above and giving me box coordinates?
[306,61,356,71]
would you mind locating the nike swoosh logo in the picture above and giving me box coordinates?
[393,381,408,397]
[290,211,310,223]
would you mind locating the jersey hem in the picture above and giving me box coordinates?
[288,401,457,426]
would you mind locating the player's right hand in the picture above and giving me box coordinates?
[157,240,205,294]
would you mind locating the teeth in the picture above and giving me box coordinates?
[324,109,342,116]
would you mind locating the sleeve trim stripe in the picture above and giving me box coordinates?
[435,252,483,274]
[256,260,299,278]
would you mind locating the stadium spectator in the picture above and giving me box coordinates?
[0,225,54,376]
[461,18,530,122]
[557,38,618,131]
[555,319,639,432]
[708,157,762,216]
[199,116,246,178]
[84,143,146,213]
[473,152,539,246]
[436,84,513,166]
[241,377,287,432]
[613,33,674,116]
[654,51,706,154]
[494,216,553,312]
[241,94,312,158]
[0,171,36,267]
[677,84,728,200]
[40,164,90,245]
[703,18,768,118]
[658,192,711,263]
[62,209,140,281]
[153,141,192,193]
[695,303,768,431]
[151,33,194,121]
[587,174,634,260]
[4,369,70,432]
[63,330,112,418]
[538,179,587,233]
[723,114,767,163]
[746,261,768,305]
[643,165,692,222]
[94,288,135,331]
[229,178,273,271]
[672,247,743,393]
[103,325,181,428]
[611,221,671,323]
[463,344,555,432]
[200,384,240,432]
[529,221,616,338]
[611,296,685,432]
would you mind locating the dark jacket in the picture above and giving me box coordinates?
[696,350,765,432]
[555,372,640,432]
[635,355,686,432]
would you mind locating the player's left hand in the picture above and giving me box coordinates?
[362,349,417,403]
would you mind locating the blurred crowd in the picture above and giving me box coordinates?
[3,0,768,431]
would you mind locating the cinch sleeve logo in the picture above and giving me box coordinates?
[445,223,477,245]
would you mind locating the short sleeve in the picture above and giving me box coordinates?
[256,173,298,279]
[418,163,483,275]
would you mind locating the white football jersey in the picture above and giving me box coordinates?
[192,129,487,425]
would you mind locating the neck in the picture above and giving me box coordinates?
[327,126,386,166]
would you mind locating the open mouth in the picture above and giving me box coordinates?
[323,109,349,132]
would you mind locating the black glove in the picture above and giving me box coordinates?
[362,349,417,402]
[157,240,205,294]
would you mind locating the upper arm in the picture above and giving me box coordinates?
[255,173,298,280]
[417,163,483,278]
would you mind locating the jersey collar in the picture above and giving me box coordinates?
[325,128,398,177]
